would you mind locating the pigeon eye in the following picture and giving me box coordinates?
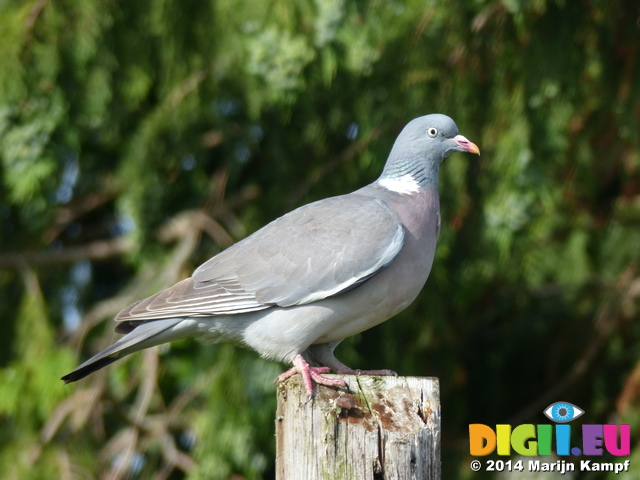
[426,127,438,137]
[543,402,585,423]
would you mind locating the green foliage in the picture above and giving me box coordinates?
[0,0,639,478]
[186,346,279,480]
[0,271,73,419]
[0,270,76,479]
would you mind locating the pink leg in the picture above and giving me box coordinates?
[276,354,347,397]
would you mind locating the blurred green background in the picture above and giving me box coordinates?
[1,0,639,478]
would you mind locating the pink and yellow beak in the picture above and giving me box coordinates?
[452,135,480,155]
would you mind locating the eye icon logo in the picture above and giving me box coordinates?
[543,402,584,423]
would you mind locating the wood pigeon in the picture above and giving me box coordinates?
[62,114,480,396]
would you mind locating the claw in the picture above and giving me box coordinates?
[276,354,347,397]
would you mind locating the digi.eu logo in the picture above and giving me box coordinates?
[469,401,630,457]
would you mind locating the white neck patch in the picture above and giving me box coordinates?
[378,174,421,194]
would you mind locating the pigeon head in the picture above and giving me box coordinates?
[397,114,480,158]
[379,114,480,192]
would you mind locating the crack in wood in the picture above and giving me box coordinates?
[275,375,440,479]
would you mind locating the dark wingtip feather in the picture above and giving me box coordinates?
[115,321,136,334]
[61,355,121,383]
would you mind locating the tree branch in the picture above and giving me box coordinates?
[0,237,133,269]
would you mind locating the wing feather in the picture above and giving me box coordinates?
[116,193,404,323]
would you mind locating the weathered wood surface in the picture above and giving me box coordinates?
[276,375,440,480]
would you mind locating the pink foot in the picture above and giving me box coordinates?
[276,354,347,397]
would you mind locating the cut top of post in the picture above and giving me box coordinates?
[276,375,440,480]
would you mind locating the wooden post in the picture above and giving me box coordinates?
[275,375,440,480]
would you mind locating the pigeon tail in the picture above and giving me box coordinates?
[61,318,192,383]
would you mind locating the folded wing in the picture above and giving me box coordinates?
[115,194,405,326]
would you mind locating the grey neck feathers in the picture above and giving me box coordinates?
[379,151,440,190]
